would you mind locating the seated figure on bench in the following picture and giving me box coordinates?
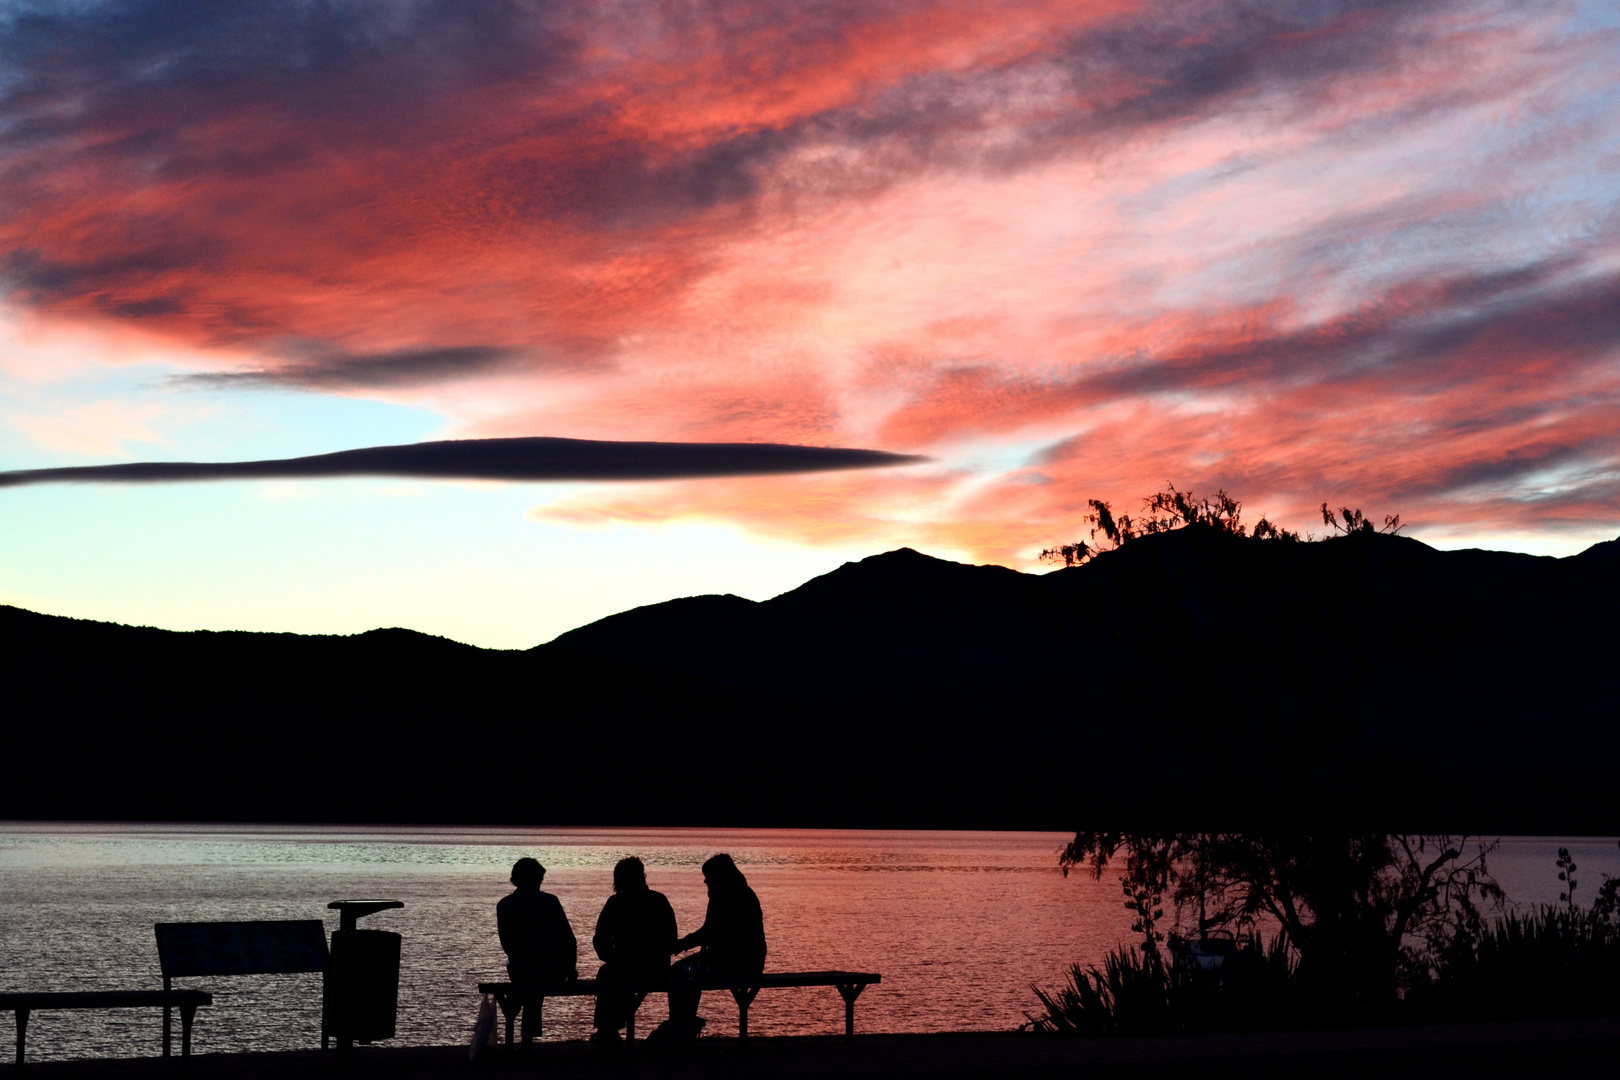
[497,858,577,988]
[590,857,677,1046]
[656,854,765,1043]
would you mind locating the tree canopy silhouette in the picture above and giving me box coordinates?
[1062,831,1501,1016]
[1039,485,1403,567]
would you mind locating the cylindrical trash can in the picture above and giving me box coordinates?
[323,899,404,1060]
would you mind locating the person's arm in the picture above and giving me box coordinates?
[496,896,514,957]
[660,897,679,956]
[592,896,615,964]
[673,899,714,953]
[748,889,766,965]
[559,903,578,977]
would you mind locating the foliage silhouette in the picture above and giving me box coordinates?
[1040,484,1304,567]
[1026,932,1300,1036]
[1419,902,1620,1021]
[1060,833,1501,1018]
[1321,503,1404,536]
[1034,842,1620,1035]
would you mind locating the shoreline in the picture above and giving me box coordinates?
[17,1018,1620,1078]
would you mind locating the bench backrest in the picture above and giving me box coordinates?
[155,920,329,979]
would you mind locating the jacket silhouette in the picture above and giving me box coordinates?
[497,857,577,985]
[677,865,765,975]
[661,853,764,1040]
[592,857,677,1041]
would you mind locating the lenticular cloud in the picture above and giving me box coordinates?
[0,438,927,489]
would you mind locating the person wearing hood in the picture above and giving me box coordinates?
[660,853,764,1041]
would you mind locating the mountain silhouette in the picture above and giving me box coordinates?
[3,527,1616,831]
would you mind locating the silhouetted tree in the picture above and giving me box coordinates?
[1063,832,1501,1015]
[1041,486,1407,566]
[1040,485,1302,566]
[1321,503,1404,536]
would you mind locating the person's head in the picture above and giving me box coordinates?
[613,857,647,894]
[511,857,545,890]
[701,853,746,891]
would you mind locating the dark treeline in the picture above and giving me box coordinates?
[3,517,1619,829]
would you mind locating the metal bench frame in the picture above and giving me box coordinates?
[477,970,880,1050]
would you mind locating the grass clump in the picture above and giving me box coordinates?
[1028,933,1300,1037]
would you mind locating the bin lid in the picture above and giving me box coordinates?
[329,899,404,930]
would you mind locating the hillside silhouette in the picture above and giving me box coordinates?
[3,527,1616,831]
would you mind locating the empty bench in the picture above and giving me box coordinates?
[4,919,347,1073]
[2,991,211,1074]
[478,970,880,1049]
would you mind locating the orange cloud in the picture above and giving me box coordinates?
[3,0,1617,559]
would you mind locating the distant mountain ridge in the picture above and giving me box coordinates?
[548,548,1045,693]
[3,527,1617,831]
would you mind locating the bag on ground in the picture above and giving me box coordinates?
[469,994,497,1060]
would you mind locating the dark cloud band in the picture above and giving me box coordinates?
[0,437,929,489]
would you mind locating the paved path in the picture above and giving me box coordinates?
[17,1018,1620,1079]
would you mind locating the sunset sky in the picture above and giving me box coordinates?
[3,0,1619,647]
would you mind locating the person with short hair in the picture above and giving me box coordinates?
[497,857,577,987]
[659,854,764,1042]
[590,857,678,1045]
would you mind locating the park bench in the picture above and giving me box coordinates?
[2,991,211,1074]
[4,911,393,1073]
[477,970,881,1050]
[1,920,328,1073]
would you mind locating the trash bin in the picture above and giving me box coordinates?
[323,899,404,1060]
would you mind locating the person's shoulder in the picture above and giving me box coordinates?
[648,889,674,908]
[539,889,566,910]
[496,889,517,910]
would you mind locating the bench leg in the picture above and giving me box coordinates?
[520,996,540,1052]
[163,1004,171,1059]
[836,984,867,1039]
[626,992,647,1042]
[730,988,760,1041]
[181,1005,196,1070]
[486,991,511,1056]
[14,1008,28,1074]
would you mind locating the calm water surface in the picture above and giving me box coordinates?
[0,825,1613,1062]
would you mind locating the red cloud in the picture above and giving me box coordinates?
[3,0,1617,557]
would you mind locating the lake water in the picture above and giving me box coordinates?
[1,824,1615,1063]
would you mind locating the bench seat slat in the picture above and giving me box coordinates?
[0,991,212,1010]
[477,971,880,996]
[711,972,881,989]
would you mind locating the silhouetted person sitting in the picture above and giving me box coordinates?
[497,857,577,988]
[657,853,765,1042]
[590,857,677,1046]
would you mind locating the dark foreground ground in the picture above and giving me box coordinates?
[20,1019,1620,1080]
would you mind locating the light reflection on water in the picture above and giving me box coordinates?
[0,825,1614,1063]
[0,825,1125,1060]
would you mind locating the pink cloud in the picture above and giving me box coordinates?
[3,0,1618,556]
